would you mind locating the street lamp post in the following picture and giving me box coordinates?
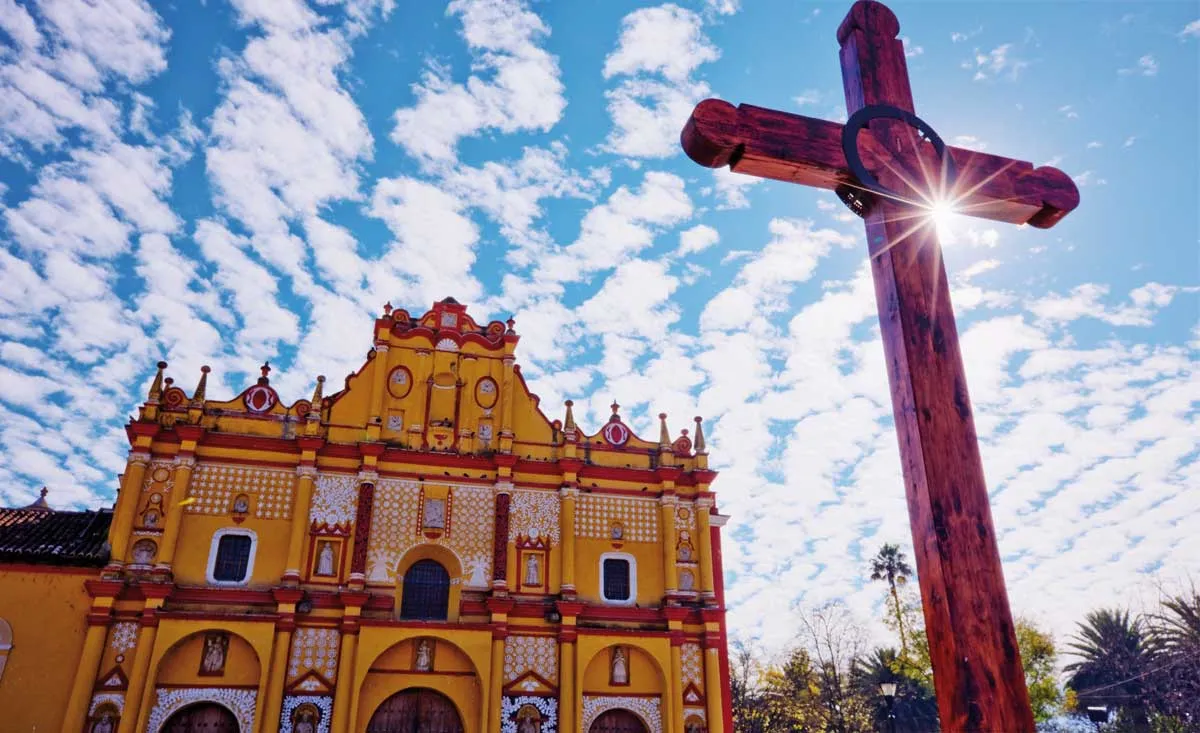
[879,681,898,733]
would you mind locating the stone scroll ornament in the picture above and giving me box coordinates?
[679,2,1079,731]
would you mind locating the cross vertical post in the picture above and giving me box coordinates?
[681,1,1080,730]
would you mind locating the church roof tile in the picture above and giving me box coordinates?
[0,506,112,566]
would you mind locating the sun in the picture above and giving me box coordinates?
[927,198,960,244]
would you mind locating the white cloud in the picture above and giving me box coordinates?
[900,36,924,58]
[391,0,565,165]
[1119,54,1158,76]
[601,4,718,159]
[1058,104,1079,119]
[1181,19,1200,38]
[677,224,719,257]
[1086,140,1102,149]
[970,43,1029,81]
[793,89,820,107]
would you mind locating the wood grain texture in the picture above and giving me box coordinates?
[841,3,1036,730]
[676,1,1079,730]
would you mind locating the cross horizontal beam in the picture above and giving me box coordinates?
[682,99,1080,229]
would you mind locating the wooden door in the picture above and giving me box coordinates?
[589,709,648,733]
[161,703,238,733]
[366,688,464,733]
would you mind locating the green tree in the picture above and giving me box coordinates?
[850,647,940,732]
[1065,608,1152,733]
[1145,586,1200,726]
[1015,617,1063,723]
[870,543,915,657]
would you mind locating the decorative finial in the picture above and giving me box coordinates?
[693,416,707,454]
[24,487,51,511]
[164,377,174,387]
[258,361,271,385]
[611,401,620,415]
[307,375,325,423]
[191,365,210,404]
[563,400,576,431]
[147,361,167,401]
[658,413,671,448]
[506,317,516,334]
[383,301,393,316]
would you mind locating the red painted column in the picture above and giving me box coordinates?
[710,510,734,733]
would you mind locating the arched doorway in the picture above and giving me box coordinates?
[366,688,463,733]
[589,709,648,733]
[161,702,238,733]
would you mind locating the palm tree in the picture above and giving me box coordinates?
[1065,608,1152,732]
[870,543,914,656]
[850,648,940,733]
[1146,588,1200,725]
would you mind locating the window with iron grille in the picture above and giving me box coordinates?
[602,558,631,602]
[400,559,450,620]
[213,534,252,582]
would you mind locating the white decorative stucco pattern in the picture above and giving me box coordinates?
[501,695,558,733]
[145,687,257,733]
[89,692,124,715]
[287,628,340,683]
[187,463,293,519]
[576,495,659,542]
[509,489,560,542]
[503,635,558,685]
[108,622,138,654]
[681,643,703,687]
[366,480,493,585]
[582,696,662,733]
[310,473,358,526]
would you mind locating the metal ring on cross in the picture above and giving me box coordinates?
[841,104,958,203]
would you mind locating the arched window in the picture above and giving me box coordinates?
[205,528,257,586]
[400,559,450,620]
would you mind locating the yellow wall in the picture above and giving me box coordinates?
[171,514,292,587]
[0,567,92,733]
[156,630,261,686]
[582,643,666,695]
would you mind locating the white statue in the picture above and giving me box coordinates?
[611,647,628,685]
[316,542,336,576]
[679,569,695,591]
[132,540,155,565]
[91,713,115,733]
[232,495,249,514]
[516,707,542,733]
[201,634,227,674]
[524,553,541,586]
[415,639,433,671]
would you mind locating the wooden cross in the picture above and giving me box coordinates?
[680,2,1079,731]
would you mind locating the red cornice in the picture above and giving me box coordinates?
[358,442,386,459]
[175,425,205,442]
[126,422,161,440]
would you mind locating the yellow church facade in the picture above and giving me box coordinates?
[0,299,733,733]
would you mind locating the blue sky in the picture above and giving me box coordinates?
[1,0,1196,650]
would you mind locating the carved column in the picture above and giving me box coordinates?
[559,487,578,596]
[284,462,319,582]
[498,355,516,453]
[556,601,583,733]
[156,453,195,569]
[330,592,367,733]
[122,587,170,733]
[348,471,377,585]
[702,639,726,733]
[261,589,301,733]
[492,487,511,592]
[660,493,679,597]
[695,497,716,601]
[365,342,390,441]
[62,587,117,733]
[670,638,686,733]
[488,631,506,732]
[108,451,151,565]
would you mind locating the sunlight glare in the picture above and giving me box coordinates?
[928,198,959,245]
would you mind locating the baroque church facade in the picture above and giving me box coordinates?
[0,298,732,733]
